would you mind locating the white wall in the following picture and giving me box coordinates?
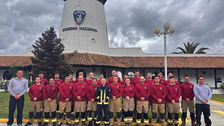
[216,69,224,88]
[59,0,109,55]
[198,69,215,87]
[179,69,197,84]
[0,70,4,80]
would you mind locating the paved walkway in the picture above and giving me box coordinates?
[1,100,224,126]
[184,100,224,126]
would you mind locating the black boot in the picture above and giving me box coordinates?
[174,113,179,126]
[93,111,97,120]
[51,111,57,126]
[43,112,50,126]
[38,122,42,126]
[123,111,128,122]
[82,121,87,126]
[25,112,34,126]
[52,122,57,126]
[136,113,141,125]
[74,112,80,126]
[190,113,196,126]
[58,113,64,126]
[87,110,92,121]
[73,122,78,126]
[43,122,48,126]
[143,113,149,125]
[181,112,187,126]
[88,120,92,126]
[66,122,71,126]
[37,112,42,126]
[66,112,72,126]
[81,112,87,126]
[128,111,134,122]
[25,122,33,126]
[168,113,173,126]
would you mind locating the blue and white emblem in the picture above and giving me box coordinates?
[73,10,86,25]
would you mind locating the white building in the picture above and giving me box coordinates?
[59,0,145,56]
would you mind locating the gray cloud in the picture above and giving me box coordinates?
[106,0,224,54]
[0,0,224,54]
[0,0,63,53]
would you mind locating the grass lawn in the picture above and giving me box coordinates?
[211,94,224,102]
[0,92,29,119]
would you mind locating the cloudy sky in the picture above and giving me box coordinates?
[0,0,224,54]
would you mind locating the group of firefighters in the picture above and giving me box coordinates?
[25,70,198,126]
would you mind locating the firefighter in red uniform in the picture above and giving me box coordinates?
[145,72,154,86]
[97,74,107,86]
[122,78,135,125]
[157,72,166,85]
[75,72,87,83]
[166,76,181,126]
[135,76,151,126]
[25,77,45,126]
[69,74,75,84]
[73,75,88,126]
[109,76,123,126]
[131,71,140,86]
[54,73,63,86]
[180,76,196,126]
[87,78,98,125]
[108,70,121,84]
[121,74,129,85]
[54,73,63,113]
[165,73,179,85]
[86,72,95,86]
[58,77,73,126]
[43,78,58,126]
[39,72,48,85]
[145,72,154,115]
[151,76,167,126]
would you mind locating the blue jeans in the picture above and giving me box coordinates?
[7,95,24,125]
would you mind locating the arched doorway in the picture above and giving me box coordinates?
[3,71,12,80]
[76,69,87,79]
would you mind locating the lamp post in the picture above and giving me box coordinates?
[154,22,175,80]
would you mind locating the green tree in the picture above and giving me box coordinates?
[9,64,18,77]
[31,27,73,80]
[173,42,209,54]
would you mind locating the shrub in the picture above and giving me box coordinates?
[220,81,224,89]
[0,80,9,92]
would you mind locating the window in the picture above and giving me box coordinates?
[128,72,134,78]
[217,77,222,83]
[91,38,95,44]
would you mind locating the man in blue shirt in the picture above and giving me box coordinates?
[193,76,212,126]
[7,70,28,126]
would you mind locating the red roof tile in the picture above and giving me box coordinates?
[1,53,224,68]
[0,56,32,67]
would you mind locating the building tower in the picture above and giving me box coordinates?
[59,0,109,55]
